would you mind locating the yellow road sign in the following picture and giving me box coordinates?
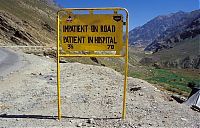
[61,14,123,52]
[57,8,129,121]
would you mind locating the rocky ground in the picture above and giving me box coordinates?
[0,49,199,128]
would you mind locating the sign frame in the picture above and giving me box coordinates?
[57,8,129,120]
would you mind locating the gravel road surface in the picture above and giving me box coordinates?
[0,50,199,128]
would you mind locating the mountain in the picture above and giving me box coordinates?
[129,10,200,48]
[129,11,190,46]
[0,0,59,46]
[130,10,200,69]
[145,10,200,52]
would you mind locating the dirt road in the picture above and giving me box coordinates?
[0,48,26,78]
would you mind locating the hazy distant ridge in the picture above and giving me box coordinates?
[129,9,200,50]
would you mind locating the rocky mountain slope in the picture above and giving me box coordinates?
[0,0,58,46]
[129,10,200,48]
[142,10,200,69]
[129,9,200,69]
[145,10,200,52]
[129,11,191,46]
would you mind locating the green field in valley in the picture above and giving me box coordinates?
[130,67,200,96]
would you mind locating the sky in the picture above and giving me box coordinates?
[55,0,199,30]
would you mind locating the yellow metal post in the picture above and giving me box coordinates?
[122,9,129,120]
[57,13,61,120]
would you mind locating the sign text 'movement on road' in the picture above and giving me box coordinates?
[61,14,123,52]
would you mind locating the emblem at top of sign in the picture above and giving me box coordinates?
[113,15,122,22]
[66,16,72,22]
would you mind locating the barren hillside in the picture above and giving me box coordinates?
[0,0,58,46]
